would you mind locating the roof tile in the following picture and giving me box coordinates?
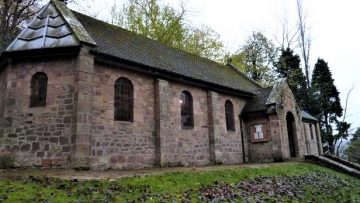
[73,11,260,94]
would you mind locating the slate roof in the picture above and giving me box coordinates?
[5,0,260,95]
[72,12,260,93]
[242,87,273,113]
[6,1,95,52]
[7,3,72,51]
[301,111,318,122]
[243,82,319,122]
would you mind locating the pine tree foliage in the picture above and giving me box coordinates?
[274,48,308,109]
[310,58,343,152]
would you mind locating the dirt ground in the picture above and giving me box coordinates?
[0,161,299,180]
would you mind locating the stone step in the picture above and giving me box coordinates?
[305,154,360,178]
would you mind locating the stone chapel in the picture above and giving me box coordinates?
[0,0,322,169]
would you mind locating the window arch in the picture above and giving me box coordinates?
[225,100,235,131]
[180,91,194,128]
[114,77,134,122]
[30,72,48,107]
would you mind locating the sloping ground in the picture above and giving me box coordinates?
[323,154,360,171]
[0,162,359,202]
[305,154,360,178]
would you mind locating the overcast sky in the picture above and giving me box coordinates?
[66,0,360,131]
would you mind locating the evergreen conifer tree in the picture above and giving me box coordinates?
[310,58,343,153]
[274,48,308,109]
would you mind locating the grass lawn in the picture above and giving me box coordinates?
[0,162,359,202]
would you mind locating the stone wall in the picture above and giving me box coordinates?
[243,81,316,163]
[268,114,283,161]
[157,82,247,166]
[72,48,95,169]
[315,123,323,154]
[0,67,8,151]
[244,114,274,162]
[0,68,7,119]
[0,57,77,167]
[164,82,210,166]
[303,122,320,155]
[0,55,249,169]
[90,63,156,169]
[0,50,316,169]
[215,93,246,164]
[277,82,306,158]
[207,92,246,164]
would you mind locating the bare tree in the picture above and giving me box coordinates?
[274,10,299,50]
[334,86,354,156]
[0,0,40,52]
[296,0,311,88]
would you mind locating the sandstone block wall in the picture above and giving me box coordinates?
[157,83,247,166]
[216,93,246,164]
[0,68,8,153]
[0,68,7,119]
[244,82,317,163]
[245,114,274,162]
[90,63,156,169]
[268,114,283,161]
[0,54,249,169]
[278,83,306,158]
[165,82,210,166]
[316,123,323,154]
[0,58,77,167]
[0,49,319,169]
[72,49,96,168]
[303,122,320,155]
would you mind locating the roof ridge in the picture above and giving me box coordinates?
[51,0,96,46]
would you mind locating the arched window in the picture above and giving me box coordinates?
[180,91,194,128]
[114,77,134,122]
[225,100,235,131]
[30,72,48,107]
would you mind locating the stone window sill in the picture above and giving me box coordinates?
[226,129,236,134]
[114,120,134,124]
[251,139,269,143]
[181,126,194,130]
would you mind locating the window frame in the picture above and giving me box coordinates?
[225,100,235,132]
[180,91,194,129]
[114,77,134,122]
[309,124,314,140]
[30,72,48,108]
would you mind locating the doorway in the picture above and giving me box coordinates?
[286,112,297,157]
